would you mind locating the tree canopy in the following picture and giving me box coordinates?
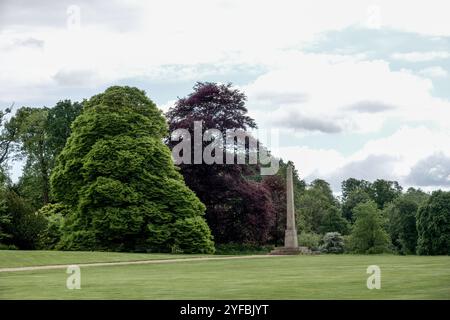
[50,86,214,253]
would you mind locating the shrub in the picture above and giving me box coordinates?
[320,232,345,254]
[0,243,18,250]
[36,203,69,249]
[298,232,321,250]
[214,243,274,255]
[56,230,97,251]
[172,216,215,254]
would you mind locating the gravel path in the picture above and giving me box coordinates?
[0,255,280,273]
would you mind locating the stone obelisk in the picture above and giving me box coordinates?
[270,164,303,255]
[284,164,298,248]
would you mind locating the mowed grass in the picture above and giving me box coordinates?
[0,250,209,268]
[0,253,449,299]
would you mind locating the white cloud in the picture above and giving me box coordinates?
[284,126,450,191]
[391,51,450,62]
[418,66,448,78]
[244,52,450,135]
[277,146,346,178]
[2,0,450,191]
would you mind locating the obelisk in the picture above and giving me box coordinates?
[284,164,298,248]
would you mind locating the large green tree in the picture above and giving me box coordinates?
[9,107,52,205]
[349,201,390,254]
[51,86,214,253]
[416,190,450,255]
[298,179,347,234]
[385,188,429,254]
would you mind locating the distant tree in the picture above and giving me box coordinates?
[416,190,450,255]
[369,179,403,209]
[0,104,17,171]
[9,101,83,207]
[299,179,340,234]
[350,201,390,254]
[51,86,214,253]
[319,206,350,235]
[9,107,52,205]
[46,100,83,158]
[341,183,372,221]
[385,188,429,254]
[341,178,371,201]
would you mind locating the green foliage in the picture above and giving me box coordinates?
[46,100,83,157]
[298,232,321,250]
[57,230,97,251]
[417,190,450,255]
[349,201,390,254]
[341,189,371,221]
[0,243,18,250]
[319,207,350,235]
[214,243,274,255]
[341,178,402,222]
[0,189,46,249]
[51,86,214,253]
[298,179,340,234]
[173,217,215,253]
[320,232,345,254]
[385,188,429,255]
[0,186,12,243]
[369,179,403,209]
[9,107,52,205]
[36,203,70,250]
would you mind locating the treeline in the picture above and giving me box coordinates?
[0,83,449,255]
[297,178,449,255]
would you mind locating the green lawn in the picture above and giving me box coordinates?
[0,252,449,299]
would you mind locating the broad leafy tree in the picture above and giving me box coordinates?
[350,201,390,254]
[298,179,343,234]
[369,179,403,209]
[416,190,450,255]
[166,82,276,245]
[341,189,371,221]
[385,188,429,254]
[9,107,52,205]
[51,86,214,253]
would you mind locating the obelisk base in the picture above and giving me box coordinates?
[284,229,298,249]
[269,246,312,255]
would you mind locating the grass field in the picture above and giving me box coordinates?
[0,251,449,299]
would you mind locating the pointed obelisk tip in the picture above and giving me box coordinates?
[284,164,298,248]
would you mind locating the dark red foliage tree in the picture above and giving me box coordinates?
[166,82,276,244]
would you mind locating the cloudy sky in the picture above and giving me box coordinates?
[1,0,450,192]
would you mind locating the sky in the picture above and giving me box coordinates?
[1,0,450,193]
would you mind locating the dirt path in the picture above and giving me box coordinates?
[0,255,281,273]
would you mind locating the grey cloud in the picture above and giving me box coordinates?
[275,112,342,133]
[53,69,95,86]
[345,100,396,113]
[406,152,450,187]
[312,154,398,192]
